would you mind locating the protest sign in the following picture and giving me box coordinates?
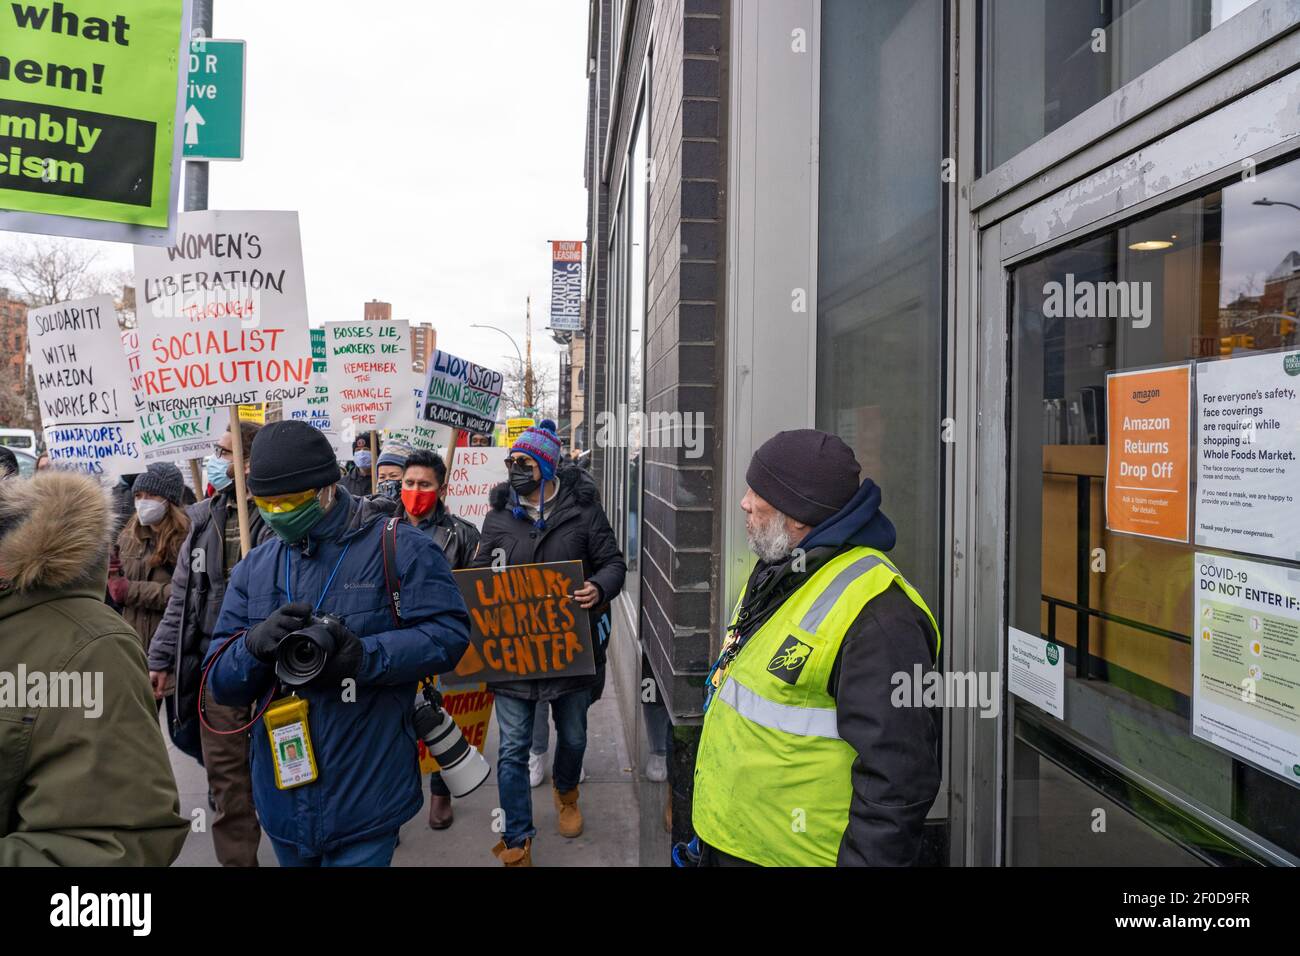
[443,561,594,687]
[324,320,414,434]
[384,383,448,452]
[0,0,190,244]
[122,328,217,463]
[506,417,534,443]
[421,349,502,436]
[417,682,494,773]
[133,209,314,413]
[441,446,501,530]
[282,326,345,454]
[237,403,264,424]
[29,294,141,474]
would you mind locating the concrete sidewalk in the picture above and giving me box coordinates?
[167,678,640,867]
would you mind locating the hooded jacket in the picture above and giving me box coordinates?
[0,471,189,865]
[713,478,941,867]
[469,462,626,702]
[203,485,470,855]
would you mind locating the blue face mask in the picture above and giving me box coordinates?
[354,450,373,470]
[205,455,232,491]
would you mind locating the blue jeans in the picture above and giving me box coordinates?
[495,691,589,848]
[270,830,399,867]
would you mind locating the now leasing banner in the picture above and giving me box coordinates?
[0,0,190,243]
[133,210,314,413]
[29,294,142,475]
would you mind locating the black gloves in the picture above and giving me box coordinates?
[246,601,313,663]
[315,616,363,687]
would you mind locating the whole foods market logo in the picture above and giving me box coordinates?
[1131,387,1160,404]
[1045,644,1060,666]
[1284,353,1300,377]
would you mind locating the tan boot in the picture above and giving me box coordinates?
[553,786,584,837]
[491,838,532,866]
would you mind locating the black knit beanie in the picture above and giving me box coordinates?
[246,420,341,496]
[132,462,185,505]
[745,429,861,526]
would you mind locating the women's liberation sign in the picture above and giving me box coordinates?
[121,329,217,463]
[133,210,314,413]
[29,294,142,474]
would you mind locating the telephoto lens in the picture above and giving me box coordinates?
[413,686,491,797]
[274,613,342,687]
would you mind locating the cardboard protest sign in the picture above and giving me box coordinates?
[324,320,415,434]
[421,349,502,436]
[133,210,314,413]
[282,326,346,454]
[441,446,502,530]
[29,294,142,474]
[122,328,218,463]
[0,0,190,244]
[416,681,494,773]
[443,561,594,687]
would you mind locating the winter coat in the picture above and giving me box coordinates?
[148,488,274,723]
[399,499,480,570]
[203,485,470,856]
[115,514,185,656]
[469,462,626,702]
[0,471,188,865]
[718,478,941,866]
[341,463,372,498]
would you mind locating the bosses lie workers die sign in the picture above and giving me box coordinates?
[442,561,594,687]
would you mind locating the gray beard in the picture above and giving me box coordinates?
[747,515,796,564]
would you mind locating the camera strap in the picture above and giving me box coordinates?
[283,542,352,612]
[381,517,403,626]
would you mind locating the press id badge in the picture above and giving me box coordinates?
[264,695,319,789]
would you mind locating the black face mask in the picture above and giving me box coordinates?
[377,478,401,501]
[509,464,540,496]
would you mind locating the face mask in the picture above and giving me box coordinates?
[377,478,401,501]
[135,498,168,527]
[257,489,328,543]
[402,487,439,518]
[509,462,540,496]
[354,450,373,470]
[206,454,233,491]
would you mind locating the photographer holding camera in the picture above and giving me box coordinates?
[202,420,470,867]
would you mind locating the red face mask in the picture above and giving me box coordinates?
[402,487,439,517]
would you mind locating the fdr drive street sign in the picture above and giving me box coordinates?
[183,38,243,161]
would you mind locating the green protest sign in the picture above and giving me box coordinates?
[0,0,190,244]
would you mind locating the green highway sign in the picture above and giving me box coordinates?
[184,38,244,161]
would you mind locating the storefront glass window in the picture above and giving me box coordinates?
[1009,157,1300,864]
[982,0,1257,172]
[817,0,945,613]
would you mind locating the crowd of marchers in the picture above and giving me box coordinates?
[0,422,942,868]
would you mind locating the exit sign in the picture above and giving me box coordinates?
[184,39,245,161]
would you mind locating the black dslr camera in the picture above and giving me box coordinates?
[275,612,346,687]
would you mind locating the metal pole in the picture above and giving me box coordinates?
[185,0,213,214]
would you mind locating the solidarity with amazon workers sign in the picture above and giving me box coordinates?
[442,561,594,687]
[0,0,189,243]
[133,210,313,414]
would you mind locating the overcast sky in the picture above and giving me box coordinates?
[2,0,589,385]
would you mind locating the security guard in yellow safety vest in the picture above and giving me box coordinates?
[692,430,941,866]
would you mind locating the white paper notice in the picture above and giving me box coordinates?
[1008,627,1065,719]
[1193,553,1300,786]
[1195,352,1300,561]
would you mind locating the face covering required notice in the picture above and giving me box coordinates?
[1196,352,1300,562]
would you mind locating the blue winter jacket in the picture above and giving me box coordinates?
[203,486,470,854]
